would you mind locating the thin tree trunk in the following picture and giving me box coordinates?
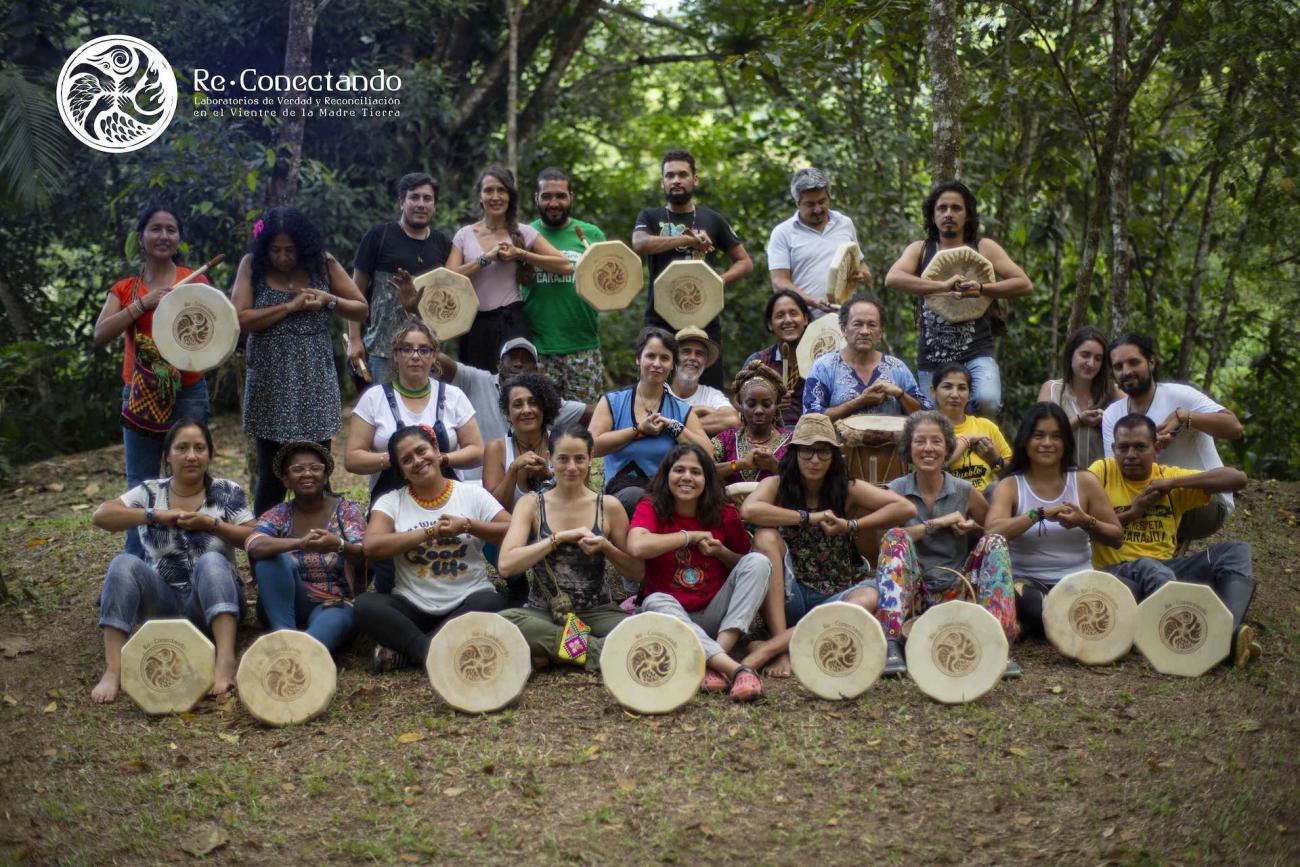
[1107,117,1131,333]
[925,0,962,182]
[266,0,319,205]
[506,0,519,176]
[1176,159,1222,378]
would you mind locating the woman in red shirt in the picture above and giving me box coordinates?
[626,442,772,701]
[93,204,213,558]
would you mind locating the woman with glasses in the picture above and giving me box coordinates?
[245,441,368,653]
[346,318,483,589]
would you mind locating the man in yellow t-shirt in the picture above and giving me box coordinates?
[1087,413,1258,666]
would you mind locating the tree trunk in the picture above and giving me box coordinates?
[506,0,520,176]
[925,0,962,182]
[266,0,318,205]
[1176,159,1222,378]
[517,0,603,148]
[1107,115,1131,333]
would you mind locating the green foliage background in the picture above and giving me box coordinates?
[1,0,1297,479]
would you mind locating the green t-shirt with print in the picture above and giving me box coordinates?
[523,218,605,355]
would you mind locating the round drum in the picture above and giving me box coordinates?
[920,247,997,323]
[724,481,759,507]
[796,314,846,378]
[825,242,863,306]
[235,631,337,726]
[416,267,480,340]
[838,414,907,485]
[653,260,724,330]
[575,240,643,311]
[152,283,239,372]
[905,601,1008,704]
[1043,569,1138,665]
[1134,581,1233,677]
[601,612,705,714]
[120,619,215,715]
[789,601,887,700]
[425,612,530,714]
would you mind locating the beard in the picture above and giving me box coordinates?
[675,368,701,389]
[666,189,693,206]
[1119,373,1151,397]
[539,205,570,228]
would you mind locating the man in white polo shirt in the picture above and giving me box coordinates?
[766,168,871,316]
[671,326,740,436]
[1101,332,1244,543]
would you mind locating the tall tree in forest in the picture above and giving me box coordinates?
[267,0,328,205]
[926,0,962,182]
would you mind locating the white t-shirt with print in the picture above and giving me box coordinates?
[353,381,476,487]
[671,383,731,410]
[372,482,503,614]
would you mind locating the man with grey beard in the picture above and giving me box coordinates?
[670,326,739,436]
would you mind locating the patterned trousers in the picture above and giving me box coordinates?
[539,348,604,404]
[874,528,1018,642]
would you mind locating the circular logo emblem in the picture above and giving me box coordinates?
[594,260,627,295]
[931,625,980,676]
[140,640,189,690]
[456,639,501,683]
[813,628,861,677]
[428,288,459,322]
[1069,592,1115,639]
[262,653,310,701]
[627,636,676,686]
[1158,605,1206,655]
[672,280,703,312]
[173,304,214,349]
[57,35,177,154]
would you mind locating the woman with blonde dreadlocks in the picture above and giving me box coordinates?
[713,360,793,486]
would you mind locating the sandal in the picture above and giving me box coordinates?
[701,669,731,693]
[728,665,764,702]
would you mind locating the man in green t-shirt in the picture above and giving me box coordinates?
[523,167,606,403]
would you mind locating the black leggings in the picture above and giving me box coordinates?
[1015,577,1051,639]
[254,437,331,517]
[353,589,509,662]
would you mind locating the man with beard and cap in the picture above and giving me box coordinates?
[348,172,451,386]
[633,149,753,389]
[522,167,607,403]
[670,326,740,436]
[1100,332,1243,543]
[1088,413,1259,666]
[884,180,1032,416]
[766,167,871,317]
[432,337,589,483]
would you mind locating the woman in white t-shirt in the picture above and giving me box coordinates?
[354,425,512,672]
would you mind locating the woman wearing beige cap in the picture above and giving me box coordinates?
[738,413,915,676]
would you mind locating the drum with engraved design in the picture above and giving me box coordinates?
[837,414,907,485]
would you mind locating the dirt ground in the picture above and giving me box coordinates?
[0,414,1297,866]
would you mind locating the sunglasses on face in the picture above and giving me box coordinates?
[797,445,835,461]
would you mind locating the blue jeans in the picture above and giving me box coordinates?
[917,355,1002,416]
[98,551,242,634]
[253,554,357,653]
[783,549,879,626]
[367,354,390,387]
[1104,541,1255,629]
[122,379,210,557]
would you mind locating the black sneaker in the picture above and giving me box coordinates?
[372,645,411,674]
[883,639,907,677]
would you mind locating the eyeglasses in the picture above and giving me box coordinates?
[287,462,327,474]
[796,445,835,461]
[395,345,435,357]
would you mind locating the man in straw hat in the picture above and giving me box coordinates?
[883,180,1032,416]
[633,149,753,390]
[671,326,740,436]
[766,167,871,316]
[1088,413,1259,666]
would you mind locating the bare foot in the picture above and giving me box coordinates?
[209,661,237,697]
[531,655,552,671]
[766,653,792,678]
[91,670,120,704]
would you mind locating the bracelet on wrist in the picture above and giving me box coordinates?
[923,519,936,535]
[336,536,346,554]
[680,529,690,549]
[798,509,810,527]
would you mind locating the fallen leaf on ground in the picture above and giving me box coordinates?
[123,759,150,773]
[442,786,465,797]
[42,701,57,713]
[41,748,56,758]
[280,783,295,792]
[867,738,882,747]
[2,694,18,707]
[83,482,101,496]
[399,855,420,863]
[1005,746,1028,757]
[216,731,239,744]
[180,823,228,858]
[45,482,64,493]
[583,744,601,760]
[826,817,839,827]
[396,731,425,744]
[1049,685,1063,694]
[1237,719,1263,733]
[680,723,697,733]
[24,538,49,548]
[616,778,636,793]
[0,636,34,658]
[70,504,92,512]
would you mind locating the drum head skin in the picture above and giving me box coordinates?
[576,241,643,312]
[425,612,530,714]
[796,314,846,378]
[653,260,724,330]
[724,481,759,506]
[839,415,907,436]
[920,247,997,323]
[906,601,1008,704]
[825,242,863,305]
[236,631,337,726]
[152,283,239,372]
[601,612,706,714]
[789,602,887,700]
[120,619,215,715]
[416,267,480,340]
[1135,581,1233,677]
[1043,570,1138,665]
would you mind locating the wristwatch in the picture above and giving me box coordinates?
[477,254,490,268]
[326,296,337,311]
[144,506,155,525]
[336,536,346,554]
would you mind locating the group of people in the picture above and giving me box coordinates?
[85,159,1260,706]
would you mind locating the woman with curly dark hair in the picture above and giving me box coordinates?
[444,165,572,369]
[482,371,563,510]
[625,442,773,701]
[233,206,369,515]
[713,360,792,485]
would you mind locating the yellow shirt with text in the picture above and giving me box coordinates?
[949,416,1012,492]
[1086,459,1209,567]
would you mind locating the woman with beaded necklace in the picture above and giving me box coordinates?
[713,360,792,485]
[354,425,511,673]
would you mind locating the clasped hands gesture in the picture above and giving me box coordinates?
[551,526,613,556]
[927,510,983,535]
[510,450,552,480]
[635,412,670,437]
[737,446,779,474]
[939,273,985,299]
[857,380,904,408]
[150,510,220,533]
[1038,502,1096,529]
[287,287,334,312]
[956,434,1001,464]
